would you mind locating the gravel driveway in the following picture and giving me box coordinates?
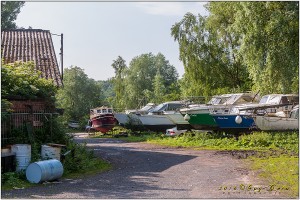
[2,133,288,198]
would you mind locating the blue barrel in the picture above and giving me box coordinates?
[26,159,63,183]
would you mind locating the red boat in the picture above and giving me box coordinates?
[90,106,117,133]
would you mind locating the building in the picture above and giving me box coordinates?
[1,29,62,86]
[1,29,63,146]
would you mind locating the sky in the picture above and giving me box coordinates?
[15,2,209,81]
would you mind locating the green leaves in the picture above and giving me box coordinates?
[1,1,25,29]
[119,52,179,109]
[56,66,103,122]
[172,2,298,97]
[1,61,57,100]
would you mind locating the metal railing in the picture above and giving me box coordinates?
[1,112,57,147]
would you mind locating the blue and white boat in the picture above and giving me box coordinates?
[210,94,299,133]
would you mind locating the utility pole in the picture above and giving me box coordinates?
[60,33,64,82]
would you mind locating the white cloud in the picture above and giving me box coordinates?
[136,2,209,17]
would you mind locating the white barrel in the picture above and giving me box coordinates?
[26,159,64,183]
[41,145,61,161]
[11,144,31,171]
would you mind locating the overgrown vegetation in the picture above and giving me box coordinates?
[142,131,298,153]
[1,117,112,190]
[1,61,57,100]
[250,155,298,198]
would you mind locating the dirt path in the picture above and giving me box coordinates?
[1,134,288,198]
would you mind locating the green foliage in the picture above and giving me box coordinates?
[171,11,250,97]
[62,142,111,175]
[1,171,31,190]
[123,52,179,109]
[233,2,299,94]
[153,71,166,104]
[56,66,103,123]
[172,2,298,97]
[146,131,298,154]
[1,1,25,29]
[97,79,114,106]
[111,56,127,111]
[251,156,299,197]
[1,61,57,100]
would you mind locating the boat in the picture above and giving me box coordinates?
[90,106,118,133]
[114,103,156,126]
[137,101,187,132]
[125,103,156,115]
[180,93,258,130]
[210,94,299,133]
[253,105,299,131]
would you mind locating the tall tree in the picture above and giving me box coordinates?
[111,56,127,111]
[124,53,179,109]
[56,66,102,123]
[124,53,156,109]
[1,1,25,29]
[171,11,250,98]
[153,71,166,104]
[232,2,299,94]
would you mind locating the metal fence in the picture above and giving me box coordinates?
[1,112,56,147]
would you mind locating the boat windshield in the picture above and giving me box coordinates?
[225,94,254,105]
[151,103,167,112]
[290,106,299,119]
[268,96,281,104]
[209,97,230,105]
[96,108,112,113]
[259,95,269,104]
[140,105,154,111]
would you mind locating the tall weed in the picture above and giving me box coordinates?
[146,131,298,153]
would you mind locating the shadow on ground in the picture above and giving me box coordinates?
[2,138,197,199]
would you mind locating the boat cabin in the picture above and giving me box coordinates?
[149,101,185,115]
[223,93,259,105]
[90,106,114,118]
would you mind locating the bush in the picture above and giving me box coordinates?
[1,61,57,99]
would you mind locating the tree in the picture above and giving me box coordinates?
[172,2,298,96]
[111,56,127,111]
[56,66,103,123]
[1,61,57,99]
[153,71,166,104]
[1,61,57,113]
[232,2,299,94]
[171,10,250,98]
[124,53,179,109]
[124,53,156,109]
[1,1,25,30]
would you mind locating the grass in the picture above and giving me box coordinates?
[143,131,298,154]
[250,155,299,198]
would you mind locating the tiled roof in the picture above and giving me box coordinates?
[1,29,62,86]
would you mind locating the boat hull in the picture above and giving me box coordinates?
[91,114,117,133]
[211,114,257,132]
[138,115,175,132]
[165,113,193,130]
[189,113,219,130]
[254,116,299,131]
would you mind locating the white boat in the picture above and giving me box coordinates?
[125,103,156,115]
[254,105,299,131]
[114,103,156,126]
[138,101,187,132]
